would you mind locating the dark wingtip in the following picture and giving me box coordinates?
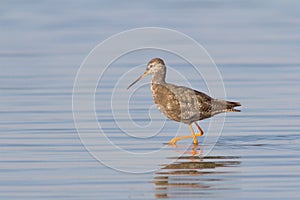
[228,108,241,112]
[228,101,241,107]
[226,101,241,112]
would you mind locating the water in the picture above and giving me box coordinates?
[1,1,300,199]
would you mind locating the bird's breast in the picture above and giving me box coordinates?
[150,83,183,122]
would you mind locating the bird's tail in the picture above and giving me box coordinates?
[225,101,241,112]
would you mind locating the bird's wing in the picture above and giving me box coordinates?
[165,85,213,118]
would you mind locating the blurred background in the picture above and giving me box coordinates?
[1,1,299,199]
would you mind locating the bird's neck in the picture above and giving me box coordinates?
[151,70,166,85]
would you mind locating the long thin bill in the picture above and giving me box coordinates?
[127,71,148,89]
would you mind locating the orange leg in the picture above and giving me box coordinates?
[194,122,204,137]
[169,131,193,145]
[168,123,204,145]
[189,124,198,145]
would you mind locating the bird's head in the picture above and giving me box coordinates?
[127,58,166,89]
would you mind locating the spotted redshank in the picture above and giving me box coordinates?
[127,58,241,145]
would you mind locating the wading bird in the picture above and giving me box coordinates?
[128,58,241,145]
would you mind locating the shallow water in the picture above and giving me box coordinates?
[1,1,300,199]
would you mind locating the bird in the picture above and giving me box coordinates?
[127,58,241,145]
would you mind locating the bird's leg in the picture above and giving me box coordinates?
[168,124,203,145]
[168,124,197,145]
[169,135,193,145]
[194,122,204,137]
[189,124,198,145]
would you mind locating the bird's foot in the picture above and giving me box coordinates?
[168,135,193,145]
[193,137,198,145]
[168,137,180,145]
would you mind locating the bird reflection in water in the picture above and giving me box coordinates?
[153,145,240,199]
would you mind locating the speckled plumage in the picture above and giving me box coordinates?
[151,83,240,124]
[128,58,241,144]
